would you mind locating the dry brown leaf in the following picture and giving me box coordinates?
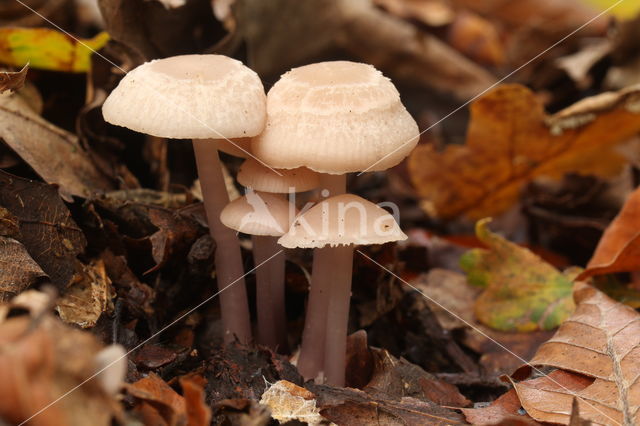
[309,383,467,425]
[179,375,212,426]
[0,64,28,93]
[462,388,540,425]
[0,236,47,301]
[128,373,187,426]
[260,380,326,425]
[0,294,121,426]
[409,84,640,219]
[577,187,640,280]
[363,347,470,407]
[0,92,113,199]
[511,282,640,425]
[0,172,86,288]
[56,259,114,328]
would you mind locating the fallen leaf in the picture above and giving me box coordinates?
[460,218,575,331]
[511,282,640,425]
[583,0,640,18]
[0,93,114,199]
[94,196,203,272]
[364,347,470,407]
[408,84,640,219]
[128,373,187,426]
[0,172,86,288]
[56,259,114,328]
[308,382,466,425]
[132,344,177,369]
[0,236,47,301]
[260,380,326,425]
[0,28,109,72]
[462,388,540,425]
[577,187,640,280]
[464,327,554,376]
[0,292,121,426]
[569,396,593,426]
[0,63,28,93]
[179,375,211,426]
[205,344,303,403]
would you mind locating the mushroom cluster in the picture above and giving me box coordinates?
[253,61,418,386]
[102,56,418,388]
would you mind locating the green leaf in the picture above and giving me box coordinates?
[460,218,575,332]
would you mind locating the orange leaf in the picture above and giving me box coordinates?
[408,84,640,219]
[128,373,187,426]
[179,375,211,426]
[578,187,640,280]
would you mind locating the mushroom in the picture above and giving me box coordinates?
[279,194,407,386]
[220,191,298,350]
[234,158,320,351]
[252,61,418,381]
[102,54,267,344]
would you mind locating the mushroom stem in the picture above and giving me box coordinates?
[297,247,332,380]
[323,244,355,387]
[193,139,251,344]
[321,174,347,196]
[297,174,347,381]
[253,235,288,352]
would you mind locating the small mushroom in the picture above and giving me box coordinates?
[103,54,267,344]
[232,158,319,352]
[220,191,298,351]
[279,194,407,386]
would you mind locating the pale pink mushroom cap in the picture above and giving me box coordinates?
[252,61,419,174]
[278,194,407,248]
[103,54,266,139]
[220,192,298,237]
[237,158,320,193]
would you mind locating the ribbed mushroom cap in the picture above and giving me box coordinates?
[251,61,419,174]
[237,159,320,193]
[212,137,252,158]
[220,192,297,236]
[278,194,407,248]
[102,55,266,139]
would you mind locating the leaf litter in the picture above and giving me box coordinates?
[2,1,640,425]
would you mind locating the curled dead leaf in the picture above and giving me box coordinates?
[56,259,115,328]
[0,63,28,93]
[0,236,47,301]
[577,187,640,280]
[0,93,114,199]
